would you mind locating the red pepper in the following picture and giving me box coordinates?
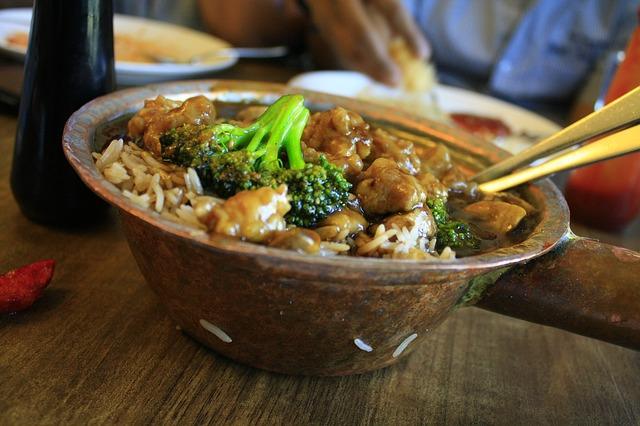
[0,259,55,314]
[564,12,640,231]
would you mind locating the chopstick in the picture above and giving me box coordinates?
[478,124,640,193]
[472,86,640,184]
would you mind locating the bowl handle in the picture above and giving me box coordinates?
[474,232,640,350]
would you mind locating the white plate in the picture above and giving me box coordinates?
[0,8,237,86]
[288,71,561,154]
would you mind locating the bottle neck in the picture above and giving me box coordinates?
[27,0,115,102]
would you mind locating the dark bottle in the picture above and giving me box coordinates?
[10,0,115,226]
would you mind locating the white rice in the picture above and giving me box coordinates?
[318,241,351,256]
[357,225,397,255]
[151,174,164,213]
[187,167,204,195]
[95,138,123,171]
[356,221,456,261]
[102,161,129,185]
[99,139,220,233]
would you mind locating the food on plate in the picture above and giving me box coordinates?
[388,37,436,93]
[114,34,172,63]
[7,31,180,64]
[6,31,28,48]
[95,94,536,259]
[345,38,444,123]
[0,259,55,314]
[450,113,512,139]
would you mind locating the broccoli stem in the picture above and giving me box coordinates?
[261,96,305,171]
[283,108,309,170]
[235,96,290,150]
[245,125,270,152]
[238,94,306,166]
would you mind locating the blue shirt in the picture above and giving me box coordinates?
[404,0,639,100]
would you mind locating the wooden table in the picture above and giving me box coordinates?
[1,63,639,425]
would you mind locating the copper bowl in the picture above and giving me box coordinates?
[63,80,640,375]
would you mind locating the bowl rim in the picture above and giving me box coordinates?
[62,79,569,276]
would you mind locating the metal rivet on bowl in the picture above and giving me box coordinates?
[199,319,232,343]
[353,338,373,352]
[392,333,418,358]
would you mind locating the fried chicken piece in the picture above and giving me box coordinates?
[416,143,476,195]
[267,228,322,254]
[302,107,372,178]
[315,208,368,242]
[417,143,453,178]
[128,95,180,140]
[128,95,216,155]
[382,208,437,240]
[463,200,527,235]
[367,128,421,175]
[206,185,290,242]
[356,158,426,216]
[416,171,449,201]
[482,192,536,214]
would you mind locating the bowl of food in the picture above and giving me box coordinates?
[63,80,640,375]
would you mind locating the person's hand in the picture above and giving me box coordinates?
[305,0,430,85]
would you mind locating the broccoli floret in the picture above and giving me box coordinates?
[196,94,308,194]
[196,150,273,198]
[159,94,352,227]
[426,198,448,226]
[435,220,480,251]
[275,156,351,227]
[158,94,303,167]
[426,198,480,251]
[159,123,239,166]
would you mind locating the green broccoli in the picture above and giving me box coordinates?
[426,198,480,251]
[275,156,352,227]
[195,150,273,198]
[425,198,448,226]
[159,95,304,167]
[160,123,236,165]
[159,94,352,227]
[435,220,480,251]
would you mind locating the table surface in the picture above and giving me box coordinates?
[1,61,639,425]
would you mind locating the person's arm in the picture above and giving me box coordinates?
[305,0,430,85]
[198,0,306,47]
[198,0,430,86]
